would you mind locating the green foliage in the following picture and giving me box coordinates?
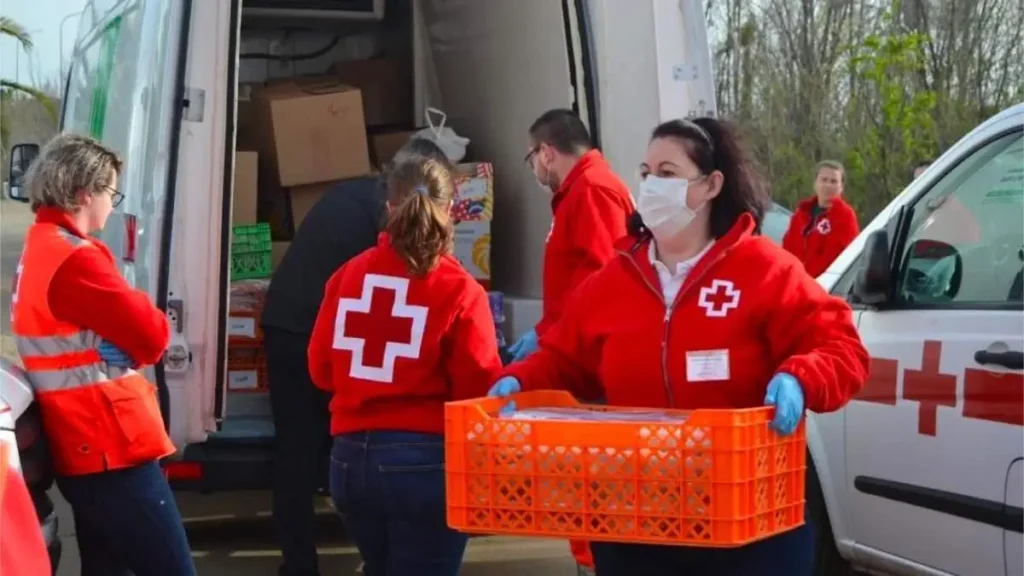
[842,8,938,216]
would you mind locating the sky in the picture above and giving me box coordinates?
[2,0,91,92]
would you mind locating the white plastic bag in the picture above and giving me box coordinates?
[413,107,470,162]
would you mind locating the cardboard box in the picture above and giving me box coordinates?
[330,58,412,127]
[370,130,419,168]
[288,181,337,232]
[452,221,491,281]
[233,151,259,225]
[272,242,290,269]
[256,81,371,187]
[451,162,494,222]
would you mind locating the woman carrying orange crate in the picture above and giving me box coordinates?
[307,154,503,576]
[490,117,870,575]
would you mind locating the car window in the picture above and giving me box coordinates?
[896,130,1024,307]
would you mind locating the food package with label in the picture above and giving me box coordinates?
[228,279,270,344]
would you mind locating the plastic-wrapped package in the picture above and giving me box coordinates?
[229,279,270,314]
[507,406,688,424]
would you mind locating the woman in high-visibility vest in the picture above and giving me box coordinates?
[13,133,195,575]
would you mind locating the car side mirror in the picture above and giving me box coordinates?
[7,143,39,203]
[900,239,963,302]
[851,230,891,305]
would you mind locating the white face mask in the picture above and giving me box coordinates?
[637,175,704,239]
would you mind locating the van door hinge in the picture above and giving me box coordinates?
[182,87,206,122]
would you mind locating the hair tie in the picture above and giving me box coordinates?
[415,185,430,196]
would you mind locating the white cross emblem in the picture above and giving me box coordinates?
[697,279,741,318]
[333,274,428,383]
[816,218,832,235]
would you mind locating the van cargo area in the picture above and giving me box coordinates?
[173,0,597,489]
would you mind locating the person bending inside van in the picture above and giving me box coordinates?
[781,160,860,278]
[260,138,454,576]
[307,154,502,576]
[14,133,194,575]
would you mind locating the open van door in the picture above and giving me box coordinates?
[416,0,599,298]
[59,0,195,439]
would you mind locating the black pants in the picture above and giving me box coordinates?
[265,328,332,576]
[56,462,196,576]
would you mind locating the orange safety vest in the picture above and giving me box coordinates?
[11,222,174,476]
[0,442,52,576]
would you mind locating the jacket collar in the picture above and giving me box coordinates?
[616,213,757,297]
[551,149,607,213]
[34,207,89,240]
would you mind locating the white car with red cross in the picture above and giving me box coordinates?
[807,102,1023,576]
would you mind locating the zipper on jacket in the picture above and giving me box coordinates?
[619,250,674,406]
[620,248,729,409]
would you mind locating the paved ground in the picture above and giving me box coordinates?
[52,490,577,575]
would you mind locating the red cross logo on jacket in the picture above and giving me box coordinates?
[332,274,428,383]
[816,218,832,235]
[697,279,741,318]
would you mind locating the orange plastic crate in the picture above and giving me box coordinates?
[444,391,805,547]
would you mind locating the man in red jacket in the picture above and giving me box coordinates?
[782,160,860,278]
[508,109,634,573]
[509,109,634,360]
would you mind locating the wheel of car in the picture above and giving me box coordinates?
[807,455,852,576]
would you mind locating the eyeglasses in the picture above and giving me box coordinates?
[105,186,124,208]
[523,147,539,166]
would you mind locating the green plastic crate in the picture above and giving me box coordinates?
[231,250,273,280]
[231,223,272,254]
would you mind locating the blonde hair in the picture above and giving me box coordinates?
[385,157,457,275]
[25,133,122,212]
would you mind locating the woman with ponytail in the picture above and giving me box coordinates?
[307,156,502,576]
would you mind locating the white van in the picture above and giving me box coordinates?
[807,102,1023,576]
[5,0,719,491]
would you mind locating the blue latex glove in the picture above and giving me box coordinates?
[98,340,136,369]
[764,373,805,435]
[488,376,521,416]
[507,329,538,362]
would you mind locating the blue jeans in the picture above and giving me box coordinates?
[56,461,195,576]
[330,431,468,576]
[590,508,815,576]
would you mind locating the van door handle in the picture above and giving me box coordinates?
[973,350,1024,370]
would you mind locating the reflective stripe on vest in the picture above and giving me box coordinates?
[16,331,136,392]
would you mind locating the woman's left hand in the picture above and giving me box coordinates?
[764,373,805,435]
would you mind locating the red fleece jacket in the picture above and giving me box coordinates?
[308,234,503,436]
[36,208,169,365]
[782,196,860,278]
[537,150,634,337]
[507,213,870,414]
